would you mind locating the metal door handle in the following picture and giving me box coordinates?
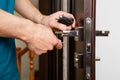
[96,30,110,36]
[95,56,101,61]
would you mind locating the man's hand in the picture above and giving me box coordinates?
[14,0,76,55]
[24,23,62,55]
[0,10,62,55]
[15,0,76,31]
[40,11,76,31]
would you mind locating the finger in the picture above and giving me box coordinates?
[34,50,43,55]
[72,18,76,28]
[57,11,74,18]
[51,34,62,49]
[35,48,48,55]
[41,50,47,54]
[55,39,62,49]
[48,44,54,50]
[50,20,72,31]
[56,23,72,30]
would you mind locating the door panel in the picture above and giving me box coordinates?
[71,0,96,80]
[37,0,96,80]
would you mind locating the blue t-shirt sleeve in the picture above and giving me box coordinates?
[0,0,20,80]
[0,0,15,14]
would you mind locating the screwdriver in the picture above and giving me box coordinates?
[57,15,74,26]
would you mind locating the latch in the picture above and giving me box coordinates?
[74,52,84,68]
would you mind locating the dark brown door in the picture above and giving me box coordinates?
[73,0,96,80]
[61,0,96,80]
[36,0,96,80]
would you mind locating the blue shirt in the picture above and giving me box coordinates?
[0,0,19,80]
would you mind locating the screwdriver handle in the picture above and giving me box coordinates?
[57,15,74,26]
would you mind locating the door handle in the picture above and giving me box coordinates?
[96,30,110,36]
[95,56,101,61]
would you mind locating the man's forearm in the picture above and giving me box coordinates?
[0,9,33,41]
[15,0,44,24]
[15,0,76,31]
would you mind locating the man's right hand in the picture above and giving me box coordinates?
[0,10,62,55]
[23,23,62,55]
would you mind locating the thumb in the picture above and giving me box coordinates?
[55,39,62,49]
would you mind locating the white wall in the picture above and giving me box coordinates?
[96,0,120,80]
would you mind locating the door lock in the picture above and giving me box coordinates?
[74,52,84,68]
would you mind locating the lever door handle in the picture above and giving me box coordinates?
[96,30,110,36]
[95,56,101,61]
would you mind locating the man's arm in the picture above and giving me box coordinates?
[0,9,62,55]
[15,0,43,24]
[15,0,76,30]
[0,9,32,39]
